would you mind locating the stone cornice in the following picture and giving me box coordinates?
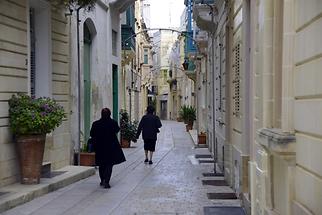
[257,128,296,164]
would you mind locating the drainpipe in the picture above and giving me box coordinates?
[208,4,218,174]
[129,70,133,120]
[76,6,82,165]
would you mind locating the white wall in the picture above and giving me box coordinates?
[70,3,122,152]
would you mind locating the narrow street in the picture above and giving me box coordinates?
[2,121,240,215]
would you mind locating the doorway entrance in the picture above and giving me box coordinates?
[83,23,92,144]
[112,64,119,122]
[160,100,167,120]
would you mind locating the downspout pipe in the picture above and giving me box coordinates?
[210,10,218,174]
[202,2,218,174]
[76,6,82,165]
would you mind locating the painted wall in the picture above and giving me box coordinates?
[70,2,122,152]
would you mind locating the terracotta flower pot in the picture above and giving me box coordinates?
[16,134,46,184]
[186,121,193,131]
[80,152,96,166]
[186,124,193,132]
[120,138,130,148]
[198,133,207,144]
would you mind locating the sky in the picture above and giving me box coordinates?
[150,0,185,28]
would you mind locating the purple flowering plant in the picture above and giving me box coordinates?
[8,94,66,135]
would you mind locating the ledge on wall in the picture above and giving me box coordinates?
[257,128,296,164]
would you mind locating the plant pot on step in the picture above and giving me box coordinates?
[16,134,46,184]
[198,133,207,144]
[120,138,130,148]
[8,94,65,185]
[80,152,96,166]
[186,121,193,131]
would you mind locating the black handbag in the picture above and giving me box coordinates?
[87,137,94,152]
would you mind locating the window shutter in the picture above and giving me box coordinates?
[30,8,36,97]
[233,43,241,117]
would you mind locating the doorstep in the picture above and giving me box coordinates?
[0,165,95,213]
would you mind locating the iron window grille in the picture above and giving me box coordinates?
[233,42,241,117]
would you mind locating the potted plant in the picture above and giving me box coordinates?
[119,109,138,148]
[179,105,196,131]
[179,105,188,124]
[198,131,207,144]
[8,94,65,184]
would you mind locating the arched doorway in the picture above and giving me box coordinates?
[83,19,96,144]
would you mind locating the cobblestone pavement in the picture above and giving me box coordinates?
[2,121,240,215]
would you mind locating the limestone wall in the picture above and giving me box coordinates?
[229,0,245,194]
[0,0,28,187]
[293,0,322,214]
[46,4,71,170]
[0,0,71,187]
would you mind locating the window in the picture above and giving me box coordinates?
[143,48,148,64]
[28,1,51,98]
[112,30,117,56]
[30,8,36,97]
[219,38,223,111]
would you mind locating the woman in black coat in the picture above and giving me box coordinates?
[136,105,162,165]
[90,108,126,188]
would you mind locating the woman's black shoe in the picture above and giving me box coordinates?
[149,160,153,165]
[104,183,111,189]
[144,158,149,163]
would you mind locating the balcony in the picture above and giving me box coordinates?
[121,24,135,65]
[182,31,197,55]
[194,29,208,53]
[109,0,136,13]
[182,58,196,82]
[121,25,135,51]
[193,0,217,33]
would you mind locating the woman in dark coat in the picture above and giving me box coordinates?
[90,108,126,189]
[136,105,162,165]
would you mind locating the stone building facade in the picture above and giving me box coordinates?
[0,0,71,187]
[69,1,134,148]
[0,0,135,187]
[193,0,322,214]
